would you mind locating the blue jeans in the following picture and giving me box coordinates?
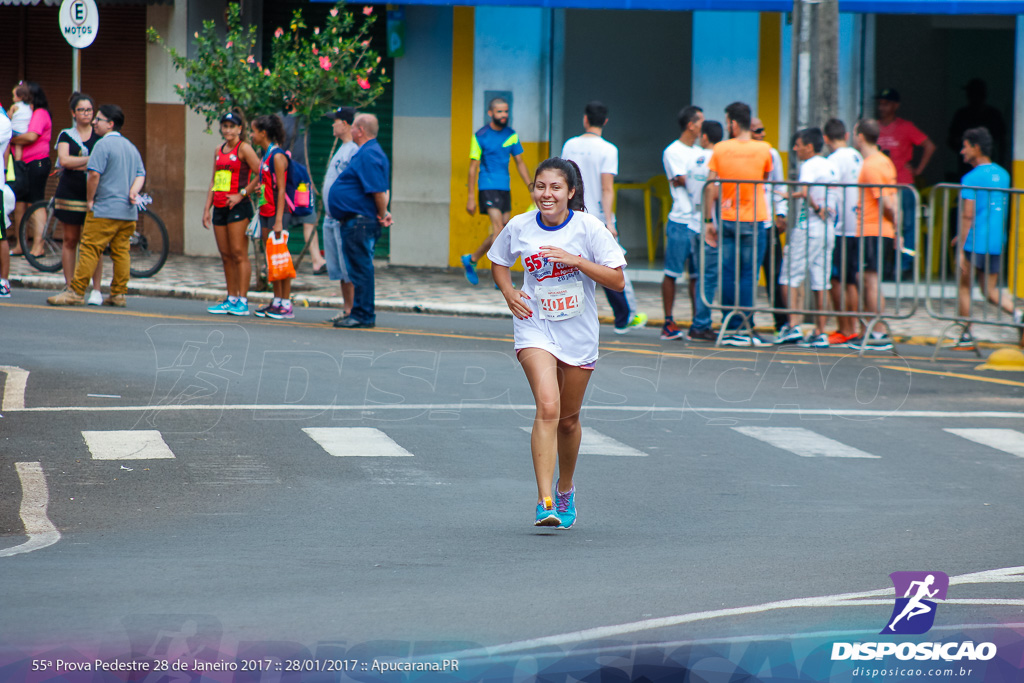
[340,216,381,324]
[900,188,915,273]
[692,237,719,331]
[720,221,768,331]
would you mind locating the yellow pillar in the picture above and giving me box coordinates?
[757,12,785,169]
[449,7,476,268]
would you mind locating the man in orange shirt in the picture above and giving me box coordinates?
[704,101,773,346]
[851,118,898,350]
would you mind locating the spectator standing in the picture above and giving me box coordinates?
[327,113,392,329]
[947,79,1007,175]
[774,127,838,348]
[321,106,359,323]
[461,97,531,285]
[561,101,647,335]
[752,117,789,333]
[53,93,104,304]
[202,111,260,316]
[0,106,12,297]
[281,99,328,274]
[685,119,723,342]
[823,118,864,346]
[10,82,52,257]
[850,118,898,350]
[250,114,294,319]
[876,88,935,277]
[8,83,32,161]
[47,104,145,308]
[953,127,1017,348]
[659,105,703,340]
[704,101,774,347]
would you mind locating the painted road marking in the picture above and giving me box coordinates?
[0,365,29,412]
[946,428,1024,458]
[82,430,176,460]
[519,427,646,456]
[303,427,414,457]
[732,427,881,459]
[0,462,61,558]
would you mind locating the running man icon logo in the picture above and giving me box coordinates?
[881,571,950,635]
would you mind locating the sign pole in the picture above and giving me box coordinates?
[72,47,80,92]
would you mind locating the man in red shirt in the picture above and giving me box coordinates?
[876,88,935,278]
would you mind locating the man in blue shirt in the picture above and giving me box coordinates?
[461,97,531,285]
[954,126,1018,347]
[327,113,392,329]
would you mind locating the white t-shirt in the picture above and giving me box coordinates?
[663,140,700,226]
[0,111,11,228]
[766,147,787,219]
[323,140,359,215]
[795,155,839,237]
[684,147,714,233]
[561,134,618,222]
[487,209,627,366]
[827,145,864,237]
[9,102,31,135]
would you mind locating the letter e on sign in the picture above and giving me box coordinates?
[59,0,99,49]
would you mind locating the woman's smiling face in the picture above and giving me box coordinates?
[532,169,575,222]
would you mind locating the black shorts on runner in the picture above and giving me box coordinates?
[212,202,255,226]
[965,250,1002,274]
[479,189,511,215]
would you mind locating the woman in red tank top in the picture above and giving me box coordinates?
[202,111,260,316]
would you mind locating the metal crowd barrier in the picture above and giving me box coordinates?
[925,183,1024,360]
[698,178,920,356]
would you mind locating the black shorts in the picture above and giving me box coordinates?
[16,158,51,203]
[479,189,511,215]
[965,250,1002,274]
[858,235,893,274]
[831,236,860,283]
[212,202,255,226]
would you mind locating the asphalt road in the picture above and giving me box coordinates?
[2,290,1024,679]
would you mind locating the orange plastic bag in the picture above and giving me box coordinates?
[266,230,296,282]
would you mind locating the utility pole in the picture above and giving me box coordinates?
[788,0,839,177]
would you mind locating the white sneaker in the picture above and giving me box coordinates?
[87,290,103,306]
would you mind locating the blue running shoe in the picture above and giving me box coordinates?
[207,299,231,315]
[227,299,250,316]
[535,496,559,527]
[555,484,576,529]
[461,254,479,285]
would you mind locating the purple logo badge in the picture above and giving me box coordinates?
[881,571,949,635]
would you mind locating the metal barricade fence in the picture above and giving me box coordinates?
[697,178,920,355]
[925,183,1024,360]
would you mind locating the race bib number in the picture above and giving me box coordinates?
[213,169,232,193]
[537,281,585,321]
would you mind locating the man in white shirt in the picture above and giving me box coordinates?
[823,118,864,345]
[686,120,725,342]
[0,107,13,297]
[322,106,360,323]
[561,101,647,334]
[775,127,839,347]
[659,105,703,340]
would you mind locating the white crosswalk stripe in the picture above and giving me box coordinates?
[732,427,880,459]
[519,427,647,456]
[303,427,415,457]
[945,428,1024,458]
[82,430,176,460]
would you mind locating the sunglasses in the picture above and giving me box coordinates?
[752,128,765,134]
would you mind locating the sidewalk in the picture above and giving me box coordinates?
[8,253,1023,347]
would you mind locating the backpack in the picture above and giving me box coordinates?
[266,146,314,217]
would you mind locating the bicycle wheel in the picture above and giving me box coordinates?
[19,200,63,272]
[128,207,169,278]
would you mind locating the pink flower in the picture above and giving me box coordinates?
[264,68,271,76]
[274,27,284,38]
[366,66,373,73]
[330,8,338,15]
[357,76,370,90]
[247,55,255,63]
[314,27,320,35]
[362,6,373,15]
[376,56,381,63]
[319,56,332,70]
[361,40,369,47]
[312,46,319,54]
[226,40,233,48]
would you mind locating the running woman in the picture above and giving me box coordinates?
[488,158,626,529]
[202,111,260,316]
[250,114,294,319]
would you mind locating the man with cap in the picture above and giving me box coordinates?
[281,98,328,274]
[876,88,935,277]
[321,106,359,323]
[327,113,391,329]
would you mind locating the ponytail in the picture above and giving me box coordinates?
[533,157,586,213]
[252,114,285,146]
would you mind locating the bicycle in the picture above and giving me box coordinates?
[19,195,170,278]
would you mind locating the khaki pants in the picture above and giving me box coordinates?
[72,212,135,296]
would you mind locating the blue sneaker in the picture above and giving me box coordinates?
[535,496,559,527]
[207,299,231,315]
[461,254,479,285]
[227,299,250,316]
[555,484,576,529]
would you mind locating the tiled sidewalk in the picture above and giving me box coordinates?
[8,253,1023,347]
